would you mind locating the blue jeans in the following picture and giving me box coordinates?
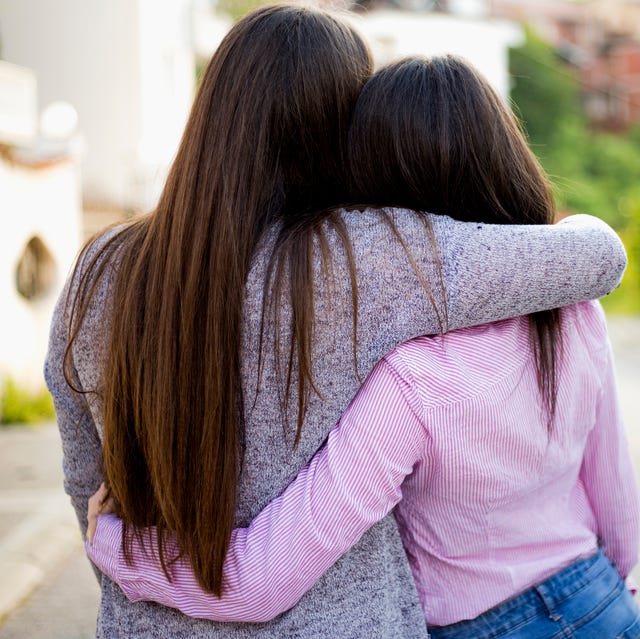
[428,550,640,639]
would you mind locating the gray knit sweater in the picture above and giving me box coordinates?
[45,209,626,639]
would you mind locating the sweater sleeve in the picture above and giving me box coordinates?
[87,358,427,622]
[578,304,639,579]
[350,212,626,359]
[44,229,120,583]
[436,214,626,330]
[44,280,104,583]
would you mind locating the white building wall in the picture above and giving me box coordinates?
[133,0,196,210]
[0,158,82,388]
[0,0,195,211]
[0,0,196,393]
[349,11,523,99]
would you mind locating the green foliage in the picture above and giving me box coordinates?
[195,57,208,89]
[216,0,270,22]
[604,204,640,313]
[510,32,640,313]
[510,29,584,146]
[0,378,55,425]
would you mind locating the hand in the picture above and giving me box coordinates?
[87,483,116,542]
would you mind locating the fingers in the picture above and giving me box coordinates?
[86,512,97,543]
[101,496,116,514]
[86,483,112,543]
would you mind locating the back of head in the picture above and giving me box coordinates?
[74,4,373,597]
[188,3,372,226]
[347,55,555,225]
[347,55,562,425]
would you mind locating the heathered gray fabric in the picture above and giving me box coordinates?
[45,209,626,639]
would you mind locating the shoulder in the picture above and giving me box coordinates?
[70,223,135,304]
[48,225,125,328]
[385,318,530,408]
[333,206,430,240]
[75,223,131,280]
[561,301,612,372]
[562,300,609,346]
[49,223,132,368]
[335,207,464,237]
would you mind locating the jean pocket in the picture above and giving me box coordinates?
[617,616,640,639]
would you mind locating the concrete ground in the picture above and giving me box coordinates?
[0,424,99,639]
[0,315,638,638]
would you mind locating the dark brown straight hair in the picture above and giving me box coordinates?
[64,4,372,595]
[347,55,562,419]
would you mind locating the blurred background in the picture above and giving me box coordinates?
[0,0,638,637]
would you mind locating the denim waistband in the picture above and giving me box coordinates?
[429,549,610,639]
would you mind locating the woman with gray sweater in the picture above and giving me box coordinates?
[46,6,626,638]
[87,55,638,638]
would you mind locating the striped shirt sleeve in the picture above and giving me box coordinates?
[87,357,428,622]
[579,308,640,579]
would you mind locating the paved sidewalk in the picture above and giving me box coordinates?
[0,423,94,626]
[607,317,640,465]
[0,315,638,636]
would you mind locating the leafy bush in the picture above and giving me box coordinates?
[604,206,640,313]
[510,32,640,313]
[216,0,268,22]
[0,378,56,425]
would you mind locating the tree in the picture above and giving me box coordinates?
[510,31,640,312]
[510,29,584,148]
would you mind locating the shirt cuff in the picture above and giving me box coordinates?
[625,575,638,597]
[85,513,123,584]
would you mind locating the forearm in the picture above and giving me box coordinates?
[88,359,427,621]
[437,213,626,330]
[582,441,640,578]
[89,456,400,622]
[346,211,626,373]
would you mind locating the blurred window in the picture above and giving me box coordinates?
[15,236,57,301]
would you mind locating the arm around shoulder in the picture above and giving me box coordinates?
[436,213,627,330]
[86,357,428,622]
[346,210,627,358]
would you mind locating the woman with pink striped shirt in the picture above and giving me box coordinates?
[87,56,640,637]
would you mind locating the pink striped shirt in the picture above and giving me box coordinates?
[87,300,639,626]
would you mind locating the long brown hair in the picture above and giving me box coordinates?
[65,4,372,595]
[347,55,562,418]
